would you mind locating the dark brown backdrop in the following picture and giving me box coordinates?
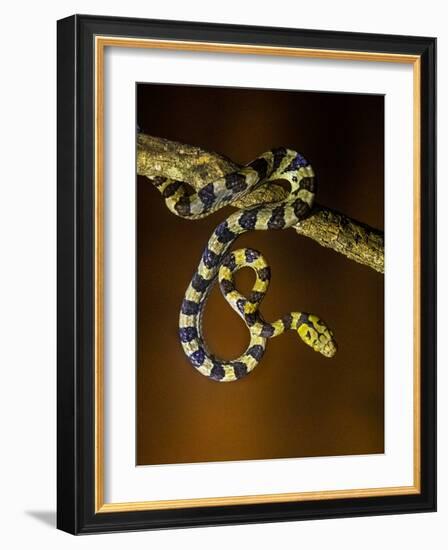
[136,84,384,466]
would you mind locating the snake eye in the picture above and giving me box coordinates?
[292,176,298,183]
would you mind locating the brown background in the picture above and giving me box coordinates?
[136,84,384,465]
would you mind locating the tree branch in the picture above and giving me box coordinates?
[137,134,384,274]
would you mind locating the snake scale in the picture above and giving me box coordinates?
[151,147,337,382]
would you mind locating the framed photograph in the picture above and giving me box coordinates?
[57,14,436,534]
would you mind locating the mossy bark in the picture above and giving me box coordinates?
[137,133,384,274]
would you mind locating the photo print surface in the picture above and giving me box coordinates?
[136,83,384,466]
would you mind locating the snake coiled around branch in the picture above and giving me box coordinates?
[150,147,337,382]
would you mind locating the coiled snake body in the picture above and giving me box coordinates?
[152,147,337,382]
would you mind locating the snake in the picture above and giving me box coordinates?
[150,147,337,382]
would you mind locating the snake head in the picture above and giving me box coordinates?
[297,314,337,358]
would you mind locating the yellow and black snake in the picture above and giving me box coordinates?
[151,147,337,382]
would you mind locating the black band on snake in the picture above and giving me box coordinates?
[150,147,337,382]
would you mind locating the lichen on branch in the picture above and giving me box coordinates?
[137,133,384,274]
